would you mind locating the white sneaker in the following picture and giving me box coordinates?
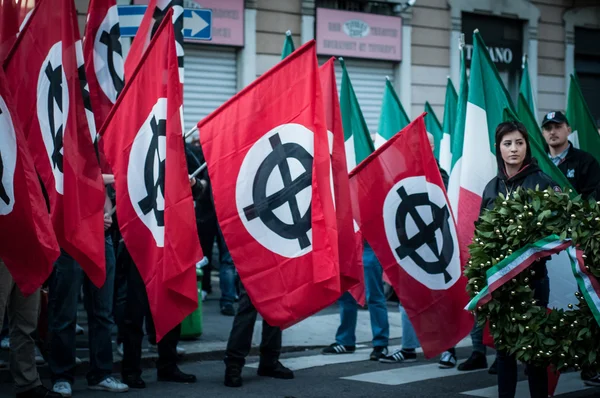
[34,346,45,365]
[116,343,124,357]
[0,336,9,350]
[89,376,129,393]
[176,345,186,355]
[439,350,457,369]
[53,381,72,397]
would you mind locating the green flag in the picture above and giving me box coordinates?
[566,72,600,164]
[339,58,375,170]
[280,30,295,59]
[515,94,574,192]
[518,56,536,115]
[424,102,443,160]
[440,78,458,172]
[375,78,410,148]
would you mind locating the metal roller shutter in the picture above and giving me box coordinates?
[183,45,237,130]
[320,57,394,134]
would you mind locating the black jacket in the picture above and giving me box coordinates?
[185,143,217,226]
[479,145,560,279]
[554,144,600,200]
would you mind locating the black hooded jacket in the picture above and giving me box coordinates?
[553,143,600,200]
[479,136,560,280]
[480,138,560,213]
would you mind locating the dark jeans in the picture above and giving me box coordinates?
[497,276,549,398]
[48,237,116,386]
[224,283,281,368]
[120,248,180,378]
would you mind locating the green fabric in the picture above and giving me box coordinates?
[280,31,295,59]
[450,49,468,171]
[519,57,536,115]
[567,72,600,165]
[515,94,575,192]
[340,58,375,165]
[442,78,458,144]
[377,79,410,141]
[424,101,443,159]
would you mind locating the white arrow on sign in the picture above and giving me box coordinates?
[185,11,209,37]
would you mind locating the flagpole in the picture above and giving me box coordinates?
[184,126,198,139]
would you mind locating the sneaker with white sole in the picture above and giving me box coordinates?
[321,343,356,355]
[89,376,129,393]
[0,336,9,350]
[379,349,417,364]
[53,381,72,397]
[439,350,457,369]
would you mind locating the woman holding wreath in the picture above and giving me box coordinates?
[479,121,561,398]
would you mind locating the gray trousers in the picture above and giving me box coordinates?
[0,260,42,393]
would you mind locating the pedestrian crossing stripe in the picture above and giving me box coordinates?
[461,372,589,397]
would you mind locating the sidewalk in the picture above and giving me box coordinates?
[0,281,402,383]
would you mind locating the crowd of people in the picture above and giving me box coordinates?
[1,110,599,398]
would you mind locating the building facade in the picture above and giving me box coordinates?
[75,0,600,133]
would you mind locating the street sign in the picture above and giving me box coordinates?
[117,5,212,41]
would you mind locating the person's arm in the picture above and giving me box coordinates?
[579,157,600,200]
[103,192,113,231]
[190,177,208,201]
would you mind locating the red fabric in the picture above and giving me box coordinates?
[198,41,340,329]
[0,68,60,295]
[4,0,106,288]
[123,0,156,78]
[0,0,35,61]
[349,115,473,358]
[100,12,201,341]
[319,57,362,302]
[83,0,122,173]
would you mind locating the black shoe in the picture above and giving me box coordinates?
[488,358,498,375]
[379,349,417,364]
[458,352,488,371]
[221,305,235,316]
[370,346,388,361]
[157,367,197,383]
[16,386,63,398]
[581,368,596,381]
[224,366,243,388]
[257,361,294,380]
[122,375,146,389]
[321,343,355,355]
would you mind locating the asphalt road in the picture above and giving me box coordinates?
[2,346,598,398]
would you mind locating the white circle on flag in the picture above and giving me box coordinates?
[37,41,68,195]
[236,123,314,258]
[127,98,168,248]
[0,95,18,216]
[383,176,461,290]
[93,5,124,104]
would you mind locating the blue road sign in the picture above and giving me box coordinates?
[117,6,212,41]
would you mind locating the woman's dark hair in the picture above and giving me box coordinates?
[494,121,533,171]
[495,121,529,145]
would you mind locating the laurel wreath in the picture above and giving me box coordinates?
[464,188,600,371]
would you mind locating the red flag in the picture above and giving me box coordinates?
[0,68,60,295]
[83,0,125,173]
[123,0,184,81]
[83,0,124,136]
[100,11,202,341]
[319,57,363,303]
[3,0,106,287]
[349,114,473,357]
[198,41,341,329]
[0,0,35,61]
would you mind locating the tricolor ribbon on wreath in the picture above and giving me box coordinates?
[465,234,600,327]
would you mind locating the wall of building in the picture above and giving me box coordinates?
[254,0,302,77]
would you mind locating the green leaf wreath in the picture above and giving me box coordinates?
[464,188,600,371]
